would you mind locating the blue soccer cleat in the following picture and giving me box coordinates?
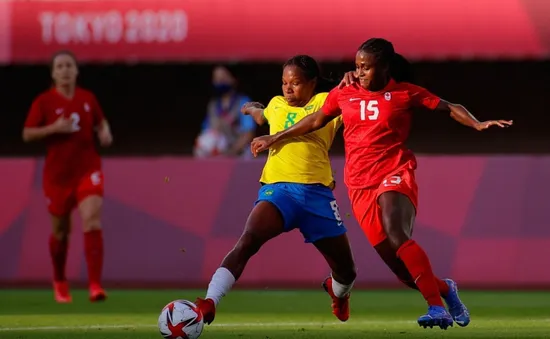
[442,278,471,327]
[417,305,453,330]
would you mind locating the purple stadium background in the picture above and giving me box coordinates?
[1,156,549,289]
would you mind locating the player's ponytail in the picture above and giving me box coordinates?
[390,53,414,83]
[358,38,414,84]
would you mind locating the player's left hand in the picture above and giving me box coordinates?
[475,120,513,131]
[338,71,358,89]
[98,127,113,147]
[241,102,265,115]
[250,135,276,157]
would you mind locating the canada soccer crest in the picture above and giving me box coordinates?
[384,92,392,101]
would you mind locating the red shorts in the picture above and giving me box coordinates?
[348,168,418,246]
[43,170,104,216]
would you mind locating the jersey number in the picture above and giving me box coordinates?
[284,112,298,128]
[330,200,343,226]
[359,100,379,121]
[70,112,81,132]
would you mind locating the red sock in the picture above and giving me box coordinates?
[49,234,68,282]
[84,230,104,288]
[397,240,444,307]
[436,278,450,297]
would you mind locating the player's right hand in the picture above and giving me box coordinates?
[52,116,75,133]
[250,135,275,157]
[338,71,359,88]
[241,102,265,115]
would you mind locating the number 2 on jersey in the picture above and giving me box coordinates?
[70,113,81,132]
[359,100,379,121]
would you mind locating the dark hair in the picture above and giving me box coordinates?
[49,50,78,72]
[283,55,336,93]
[358,38,414,83]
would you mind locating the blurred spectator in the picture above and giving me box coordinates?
[194,66,255,158]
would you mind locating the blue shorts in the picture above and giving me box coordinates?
[256,182,347,243]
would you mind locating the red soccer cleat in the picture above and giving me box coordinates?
[89,285,107,302]
[53,280,72,303]
[195,298,216,325]
[322,276,350,322]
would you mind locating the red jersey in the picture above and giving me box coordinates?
[322,79,440,189]
[24,87,105,186]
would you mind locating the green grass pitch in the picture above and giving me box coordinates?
[1,289,549,338]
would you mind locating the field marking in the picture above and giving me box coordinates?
[0,320,413,332]
[1,318,549,332]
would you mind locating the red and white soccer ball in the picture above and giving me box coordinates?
[194,129,229,158]
[158,300,204,339]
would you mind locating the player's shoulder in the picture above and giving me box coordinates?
[336,84,362,98]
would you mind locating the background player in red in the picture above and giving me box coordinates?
[22,50,113,303]
[251,38,512,330]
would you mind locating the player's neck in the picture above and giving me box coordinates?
[55,85,76,99]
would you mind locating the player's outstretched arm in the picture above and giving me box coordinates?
[436,100,513,131]
[241,102,267,126]
[250,110,334,157]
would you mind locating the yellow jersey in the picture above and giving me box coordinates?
[260,93,342,187]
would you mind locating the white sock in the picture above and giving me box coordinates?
[205,267,236,306]
[331,274,354,298]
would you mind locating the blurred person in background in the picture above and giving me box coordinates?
[22,50,112,303]
[193,66,255,158]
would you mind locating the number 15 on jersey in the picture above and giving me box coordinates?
[359,100,379,121]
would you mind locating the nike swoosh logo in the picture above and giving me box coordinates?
[349,98,361,102]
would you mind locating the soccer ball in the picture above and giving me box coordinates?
[194,129,229,158]
[158,300,204,339]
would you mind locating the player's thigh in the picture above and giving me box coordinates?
[376,172,417,249]
[253,183,299,234]
[76,170,104,230]
[348,188,386,246]
[43,182,75,235]
[244,183,298,246]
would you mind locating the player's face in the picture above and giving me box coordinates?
[282,65,316,107]
[355,50,388,91]
[51,54,78,87]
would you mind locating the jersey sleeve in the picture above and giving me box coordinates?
[321,87,342,116]
[406,83,441,110]
[91,94,106,126]
[24,97,45,128]
[262,96,280,122]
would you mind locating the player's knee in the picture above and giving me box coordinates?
[52,217,71,240]
[82,216,101,232]
[381,212,410,250]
